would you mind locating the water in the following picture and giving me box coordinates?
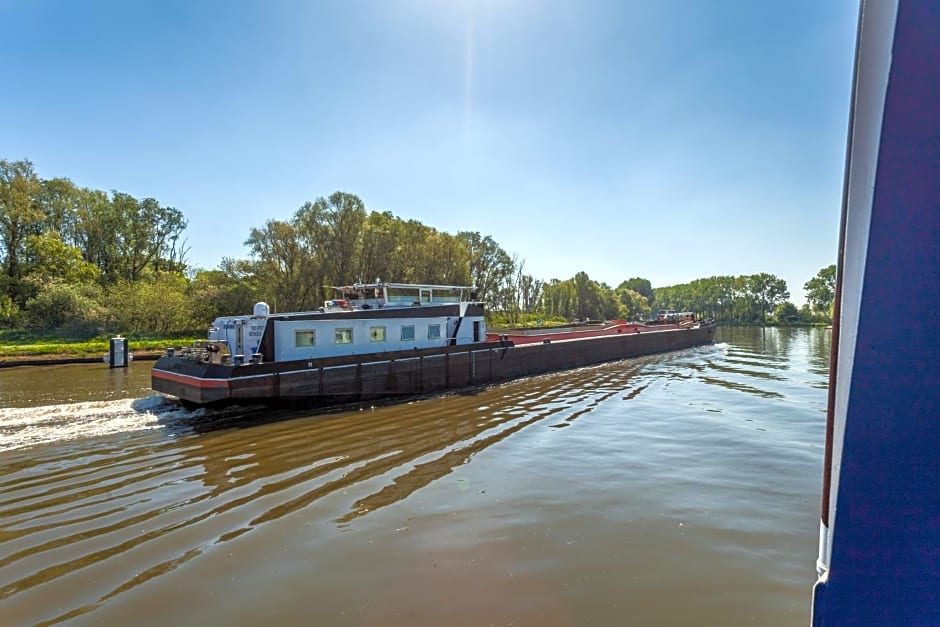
[0,327,829,625]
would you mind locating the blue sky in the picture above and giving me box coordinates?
[1,0,858,304]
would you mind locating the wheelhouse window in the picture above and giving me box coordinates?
[428,324,442,339]
[369,326,386,342]
[401,325,415,341]
[387,286,418,305]
[335,328,353,344]
[295,330,316,347]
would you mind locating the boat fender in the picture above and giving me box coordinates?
[361,303,371,309]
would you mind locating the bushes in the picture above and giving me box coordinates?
[0,293,21,328]
[487,312,567,328]
[24,281,103,336]
[18,273,206,338]
[105,274,195,334]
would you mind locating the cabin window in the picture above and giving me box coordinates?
[387,286,417,304]
[401,325,415,341]
[428,324,442,339]
[369,326,386,342]
[295,330,316,347]
[335,328,353,344]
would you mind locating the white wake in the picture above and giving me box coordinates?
[0,394,199,452]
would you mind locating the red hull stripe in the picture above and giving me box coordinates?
[152,369,230,390]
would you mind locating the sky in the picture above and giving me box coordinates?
[1,0,859,305]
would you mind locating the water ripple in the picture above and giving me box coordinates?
[0,328,830,625]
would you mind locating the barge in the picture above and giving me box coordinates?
[151,282,716,407]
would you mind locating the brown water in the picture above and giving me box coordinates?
[0,327,829,625]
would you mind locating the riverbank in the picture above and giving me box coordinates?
[0,351,164,368]
[0,332,197,368]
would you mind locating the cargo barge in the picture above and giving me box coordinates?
[151,282,716,407]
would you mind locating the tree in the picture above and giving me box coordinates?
[359,210,401,283]
[0,294,20,327]
[23,232,100,285]
[187,261,262,322]
[313,192,367,284]
[517,272,543,314]
[540,272,622,321]
[0,159,43,300]
[774,301,800,324]
[619,277,654,307]
[457,231,515,306]
[652,273,791,323]
[24,280,103,334]
[35,177,79,241]
[422,230,471,285]
[112,194,187,280]
[105,274,193,333]
[750,273,790,323]
[245,218,314,312]
[804,264,836,313]
[616,287,651,320]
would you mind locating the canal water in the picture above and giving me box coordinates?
[0,327,829,626]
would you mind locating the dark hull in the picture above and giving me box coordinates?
[152,324,716,406]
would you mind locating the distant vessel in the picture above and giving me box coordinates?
[151,281,715,407]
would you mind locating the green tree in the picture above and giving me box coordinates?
[517,272,543,314]
[619,277,654,307]
[105,274,193,333]
[245,194,479,313]
[24,280,103,335]
[804,264,836,313]
[774,301,800,324]
[187,261,263,321]
[0,293,21,327]
[359,210,401,283]
[541,272,621,321]
[652,273,790,324]
[616,287,651,320]
[110,193,187,280]
[750,273,790,323]
[245,218,315,312]
[71,187,118,275]
[35,177,79,241]
[457,231,515,307]
[23,232,100,285]
[0,159,43,301]
[313,191,367,284]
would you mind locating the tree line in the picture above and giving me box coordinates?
[0,158,836,336]
[653,268,835,324]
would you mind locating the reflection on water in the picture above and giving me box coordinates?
[0,327,829,625]
[0,362,153,409]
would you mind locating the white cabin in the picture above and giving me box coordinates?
[206,282,486,364]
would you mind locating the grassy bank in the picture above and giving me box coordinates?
[0,330,199,364]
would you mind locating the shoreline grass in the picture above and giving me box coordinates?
[0,331,199,361]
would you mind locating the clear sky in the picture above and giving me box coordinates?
[1,0,858,305]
